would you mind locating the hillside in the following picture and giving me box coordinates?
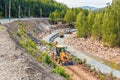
[81,6,98,10]
[0,20,65,80]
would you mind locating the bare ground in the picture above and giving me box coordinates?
[64,33,120,64]
[65,65,98,80]
[0,26,65,80]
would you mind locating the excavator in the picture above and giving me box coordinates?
[51,41,73,66]
[59,30,64,38]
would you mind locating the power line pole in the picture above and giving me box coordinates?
[5,4,7,18]
[18,5,21,20]
[28,7,30,17]
[9,0,11,21]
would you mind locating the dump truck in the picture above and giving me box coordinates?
[51,44,73,66]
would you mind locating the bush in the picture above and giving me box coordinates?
[52,67,70,79]
[82,59,87,64]
[19,40,25,48]
[17,32,21,37]
[44,53,52,64]
[50,62,56,68]
[26,39,37,49]
[97,72,106,80]
[0,26,4,30]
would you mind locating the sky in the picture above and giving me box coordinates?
[55,0,113,8]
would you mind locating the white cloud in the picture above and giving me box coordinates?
[55,0,113,8]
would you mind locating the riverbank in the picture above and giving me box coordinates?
[64,33,120,64]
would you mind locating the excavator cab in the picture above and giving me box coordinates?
[55,45,66,56]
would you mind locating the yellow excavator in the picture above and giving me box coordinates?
[59,30,64,38]
[52,41,73,66]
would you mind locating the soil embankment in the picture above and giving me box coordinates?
[0,20,65,80]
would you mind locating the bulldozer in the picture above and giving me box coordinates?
[51,44,73,66]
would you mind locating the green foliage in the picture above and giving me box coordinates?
[93,67,97,73]
[49,10,62,23]
[92,12,103,39]
[0,26,4,30]
[75,10,88,38]
[97,72,107,80]
[0,0,67,18]
[26,39,37,49]
[72,55,82,64]
[82,58,87,64]
[52,67,70,79]
[87,11,95,36]
[64,9,76,24]
[42,53,56,68]
[75,0,120,47]
[44,53,52,64]
[104,60,120,70]
[16,32,21,37]
[19,40,25,48]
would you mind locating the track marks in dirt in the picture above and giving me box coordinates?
[65,65,97,80]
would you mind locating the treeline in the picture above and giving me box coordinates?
[0,0,67,18]
[49,0,120,47]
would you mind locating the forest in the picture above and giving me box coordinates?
[0,0,120,47]
[0,0,67,18]
[49,0,120,47]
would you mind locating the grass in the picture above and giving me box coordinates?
[97,72,107,80]
[0,26,4,30]
[103,60,120,70]
[52,67,70,80]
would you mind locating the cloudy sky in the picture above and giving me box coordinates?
[55,0,113,8]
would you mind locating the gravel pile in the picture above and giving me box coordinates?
[64,33,120,64]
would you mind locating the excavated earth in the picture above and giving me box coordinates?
[0,20,65,80]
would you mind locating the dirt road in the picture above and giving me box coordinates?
[65,65,97,80]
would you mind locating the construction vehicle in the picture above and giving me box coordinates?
[66,30,72,34]
[59,30,64,38]
[64,29,72,34]
[51,44,73,66]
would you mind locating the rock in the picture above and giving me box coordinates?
[64,33,120,63]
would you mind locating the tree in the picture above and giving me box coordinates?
[64,9,76,25]
[112,0,120,45]
[92,12,103,39]
[87,10,95,36]
[75,10,88,38]
[49,10,61,23]
[0,0,68,18]
[102,6,118,46]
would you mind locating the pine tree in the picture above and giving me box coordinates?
[75,10,88,38]
[64,9,76,25]
[87,10,95,36]
[102,6,117,46]
[92,12,103,39]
